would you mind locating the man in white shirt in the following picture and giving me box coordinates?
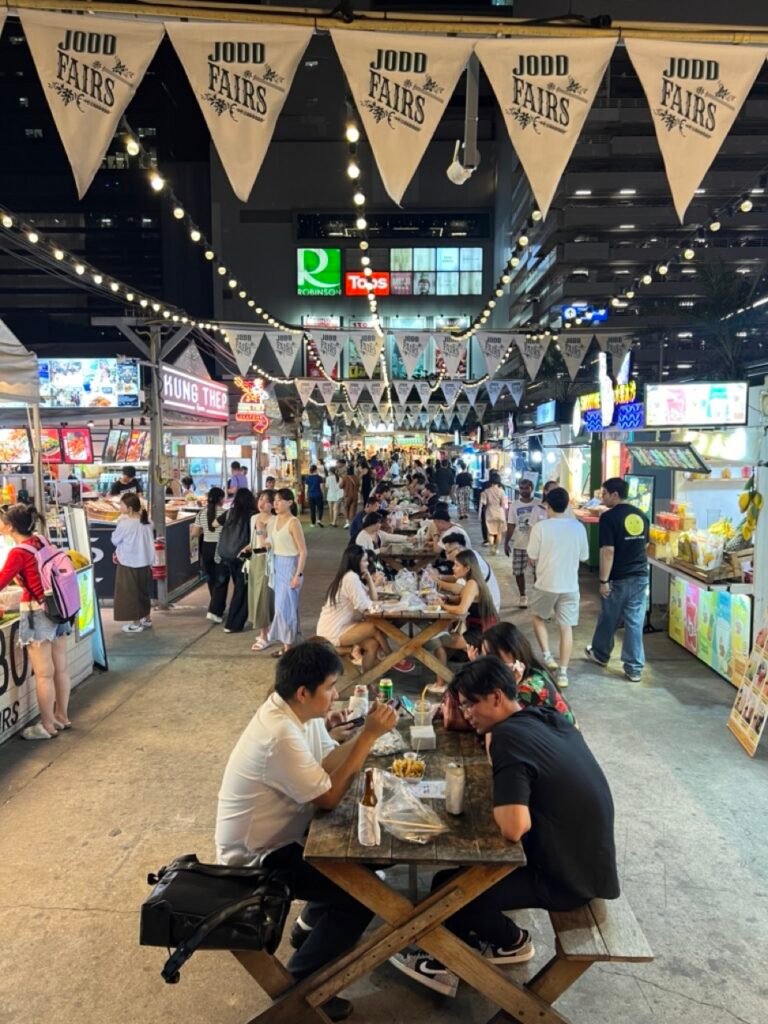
[441,531,501,615]
[527,487,589,689]
[504,478,537,608]
[426,506,471,552]
[215,641,396,1020]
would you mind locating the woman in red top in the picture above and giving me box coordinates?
[0,504,72,740]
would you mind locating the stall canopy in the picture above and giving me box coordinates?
[0,318,39,404]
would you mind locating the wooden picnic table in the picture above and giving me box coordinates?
[352,605,464,690]
[377,544,436,572]
[242,728,577,1024]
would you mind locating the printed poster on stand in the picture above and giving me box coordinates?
[728,612,768,757]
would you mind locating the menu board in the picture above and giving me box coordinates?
[140,432,153,461]
[669,576,751,685]
[629,443,710,473]
[114,431,131,463]
[645,382,748,428]
[625,475,655,518]
[61,427,94,464]
[75,566,96,641]
[102,429,124,464]
[728,612,768,756]
[125,430,148,463]
[41,427,62,464]
[38,358,140,409]
[0,428,32,464]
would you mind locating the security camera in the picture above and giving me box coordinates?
[446,140,479,186]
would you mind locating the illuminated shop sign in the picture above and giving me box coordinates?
[580,380,643,432]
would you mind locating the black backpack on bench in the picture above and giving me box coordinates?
[140,854,291,984]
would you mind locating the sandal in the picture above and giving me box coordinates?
[270,649,286,659]
[251,638,270,651]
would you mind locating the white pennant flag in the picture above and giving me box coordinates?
[477,37,616,219]
[317,379,337,405]
[21,12,164,198]
[465,388,478,408]
[560,333,592,381]
[296,379,316,407]
[506,380,526,407]
[394,380,414,405]
[340,408,350,425]
[345,381,365,408]
[441,380,461,407]
[515,335,551,381]
[474,402,488,424]
[393,403,407,426]
[475,332,510,379]
[626,38,767,223]
[348,331,383,378]
[367,379,386,410]
[419,411,429,428]
[394,331,430,378]
[327,402,338,419]
[416,381,433,409]
[166,23,312,202]
[311,331,346,374]
[264,330,302,377]
[455,402,471,426]
[226,327,263,377]
[332,31,474,205]
[437,335,467,379]
[0,15,6,41]
[596,333,635,371]
[359,402,374,423]
[486,380,506,406]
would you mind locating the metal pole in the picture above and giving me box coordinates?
[256,435,263,492]
[149,325,169,608]
[463,54,480,169]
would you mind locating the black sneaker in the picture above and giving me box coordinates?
[624,668,642,682]
[317,521,325,528]
[480,929,535,964]
[389,952,459,997]
[584,645,608,668]
[289,920,311,950]
[321,996,353,1021]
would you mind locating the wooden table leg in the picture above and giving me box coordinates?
[527,956,592,1003]
[375,617,456,681]
[232,950,293,999]
[312,862,571,1024]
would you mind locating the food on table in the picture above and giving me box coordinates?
[391,756,425,780]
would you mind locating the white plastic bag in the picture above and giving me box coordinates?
[377,771,449,844]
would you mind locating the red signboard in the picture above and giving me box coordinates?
[41,427,62,464]
[61,427,94,464]
[161,365,229,421]
[345,271,390,297]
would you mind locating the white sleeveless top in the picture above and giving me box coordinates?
[272,517,299,556]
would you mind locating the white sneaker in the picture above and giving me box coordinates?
[480,930,535,964]
[206,613,223,623]
[21,722,55,741]
[542,652,559,671]
[388,952,459,997]
[556,669,569,689]
[519,596,528,608]
[122,623,144,633]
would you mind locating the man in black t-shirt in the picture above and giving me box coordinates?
[585,476,650,682]
[390,656,619,998]
[109,465,143,497]
[434,458,455,501]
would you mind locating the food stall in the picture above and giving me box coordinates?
[0,329,104,744]
[637,382,766,687]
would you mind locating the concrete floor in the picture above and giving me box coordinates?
[0,516,766,1024]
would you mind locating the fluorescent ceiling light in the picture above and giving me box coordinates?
[619,189,636,195]
[618,224,635,229]
[676,363,693,369]
[574,189,592,196]
[695,188,706,195]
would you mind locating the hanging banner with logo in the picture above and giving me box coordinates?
[419,411,429,428]
[485,380,506,406]
[348,331,383,378]
[296,378,316,407]
[21,11,164,198]
[331,31,474,205]
[317,379,337,405]
[464,387,478,408]
[596,332,634,369]
[560,333,592,381]
[506,380,526,407]
[416,381,432,409]
[515,335,551,381]
[474,402,488,424]
[346,380,366,408]
[327,402,338,419]
[166,23,312,202]
[455,402,471,426]
[223,327,262,377]
[475,331,509,379]
[476,36,616,220]
[437,335,467,379]
[393,403,406,425]
[309,330,346,374]
[394,379,414,405]
[393,331,430,378]
[441,379,461,406]
[625,37,767,223]
[358,402,374,422]
[367,379,386,410]
[262,329,302,378]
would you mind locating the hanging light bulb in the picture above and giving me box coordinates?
[641,272,653,285]
[217,266,227,276]
[611,296,621,307]
[353,191,365,206]
[150,173,165,192]
[359,240,369,250]
[509,256,519,267]
[495,288,504,297]
[172,314,179,322]
[110,281,120,293]
[355,216,367,230]
[140,298,148,308]
[347,162,360,179]
[152,302,160,312]
[125,137,140,157]
[625,288,635,299]
[238,289,246,299]
[53,248,64,261]
[173,206,184,219]
[364,267,372,277]
[75,263,85,275]
[657,263,669,275]
[204,249,215,260]
[1,215,13,229]
[228,278,237,288]
[126,292,135,302]
[163,310,171,319]
[740,197,753,213]
[361,255,371,266]
[518,234,529,247]
[488,299,496,308]
[189,228,201,243]
[708,215,721,231]
[346,124,360,143]
[247,299,255,307]
[501,274,511,284]
[683,247,695,260]
[27,231,39,244]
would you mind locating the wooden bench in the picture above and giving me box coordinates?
[489,893,653,1020]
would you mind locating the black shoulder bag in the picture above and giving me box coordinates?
[140,854,291,984]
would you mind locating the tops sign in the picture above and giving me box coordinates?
[161,366,229,421]
[345,271,390,296]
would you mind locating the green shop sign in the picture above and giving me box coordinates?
[297,248,342,296]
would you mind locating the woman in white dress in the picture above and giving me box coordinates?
[324,468,345,527]
[316,545,389,672]
[479,471,508,555]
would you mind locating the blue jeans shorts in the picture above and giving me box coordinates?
[19,610,72,646]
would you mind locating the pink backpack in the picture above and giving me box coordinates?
[21,536,81,624]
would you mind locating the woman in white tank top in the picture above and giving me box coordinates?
[265,488,307,656]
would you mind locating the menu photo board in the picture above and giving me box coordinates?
[125,430,148,463]
[61,427,94,464]
[114,431,131,463]
[41,427,62,465]
[38,358,141,409]
[628,443,710,473]
[102,429,124,464]
[0,428,32,464]
[728,612,768,757]
[645,382,748,428]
